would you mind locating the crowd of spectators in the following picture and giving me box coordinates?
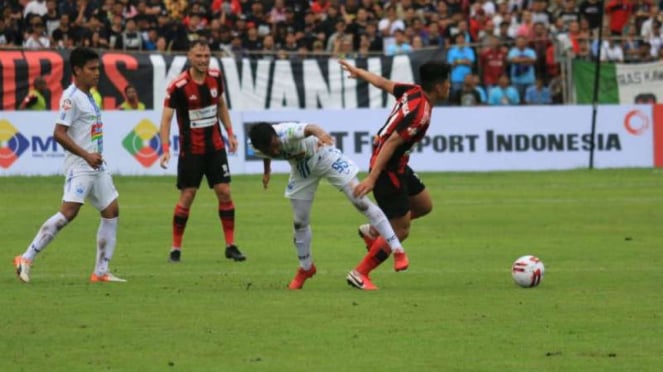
[3,0,663,106]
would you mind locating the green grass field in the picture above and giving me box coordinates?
[1,169,662,371]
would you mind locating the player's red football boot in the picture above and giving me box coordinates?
[288,264,317,290]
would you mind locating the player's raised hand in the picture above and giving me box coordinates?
[160,151,170,169]
[339,60,359,79]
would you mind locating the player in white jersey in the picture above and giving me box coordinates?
[248,122,408,289]
[14,47,125,283]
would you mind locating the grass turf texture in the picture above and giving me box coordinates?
[1,169,662,371]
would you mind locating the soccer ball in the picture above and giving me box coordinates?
[511,255,544,288]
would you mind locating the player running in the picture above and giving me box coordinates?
[340,60,451,290]
[248,122,408,289]
[14,47,125,283]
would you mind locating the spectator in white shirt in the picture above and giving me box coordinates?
[378,5,405,37]
[23,20,50,49]
[24,0,48,18]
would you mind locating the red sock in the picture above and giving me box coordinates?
[218,201,235,246]
[173,204,190,249]
[356,237,392,275]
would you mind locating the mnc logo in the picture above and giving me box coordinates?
[0,119,30,169]
[122,119,163,167]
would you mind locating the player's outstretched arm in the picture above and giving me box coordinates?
[159,107,174,169]
[304,124,334,147]
[339,59,395,95]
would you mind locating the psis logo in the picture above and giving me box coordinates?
[122,119,163,167]
[0,119,29,169]
[624,110,650,136]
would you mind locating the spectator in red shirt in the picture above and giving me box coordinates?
[606,0,633,35]
[469,8,487,41]
[480,35,507,89]
[311,0,331,15]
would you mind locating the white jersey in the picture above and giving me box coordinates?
[56,84,104,172]
[251,122,359,200]
[252,122,319,176]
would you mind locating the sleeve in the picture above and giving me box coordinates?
[446,49,456,64]
[392,83,417,99]
[55,95,77,127]
[468,48,476,62]
[164,83,178,109]
[275,122,306,140]
[395,96,426,141]
[507,48,517,61]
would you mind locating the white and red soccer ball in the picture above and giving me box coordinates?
[511,255,544,288]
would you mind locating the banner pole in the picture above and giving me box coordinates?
[589,1,606,169]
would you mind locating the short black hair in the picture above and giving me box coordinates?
[189,39,209,50]
[124,84,136,94]
[419,61,450,92]
[249,122,277,151]
[69,47,99,76]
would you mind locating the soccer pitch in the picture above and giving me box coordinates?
[2,169,662,371]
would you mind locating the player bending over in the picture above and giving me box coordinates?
[248,122,408,289]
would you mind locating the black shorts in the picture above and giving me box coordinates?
[373,165,426,219]
[177,150,231,189]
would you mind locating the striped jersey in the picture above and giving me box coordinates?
[371,83,432,173]
[56,83,104,172]
[164,69,226,154]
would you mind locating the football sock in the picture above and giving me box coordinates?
[172,204,189,249]
[356,237,391,275]
[341,182,404,253]
[95,217,118,275]
[218,201,235,246]
[291,198,314,270]
[22,212,69,261]
[362,201,403,253]
[294,224,313,271]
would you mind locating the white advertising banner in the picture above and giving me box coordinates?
[0,105,654,176]
[240,105,654,172]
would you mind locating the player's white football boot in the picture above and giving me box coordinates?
[14,256,32,283]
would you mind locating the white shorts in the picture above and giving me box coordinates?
[62,168,119,211]
[285,146,359,200]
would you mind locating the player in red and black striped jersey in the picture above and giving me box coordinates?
[159,40,246,263]
[340,60,451,290]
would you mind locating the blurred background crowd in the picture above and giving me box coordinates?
[3,0,663,106]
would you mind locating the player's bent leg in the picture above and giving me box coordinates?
[14,204,77,282]
[341,182,403,254]
[408,189,432,220]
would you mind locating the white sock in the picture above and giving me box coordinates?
[23,212,69,261]
[341,182,404,253]
[291,199,314,270]
[95,217,118,276]
[294,225,313,270]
